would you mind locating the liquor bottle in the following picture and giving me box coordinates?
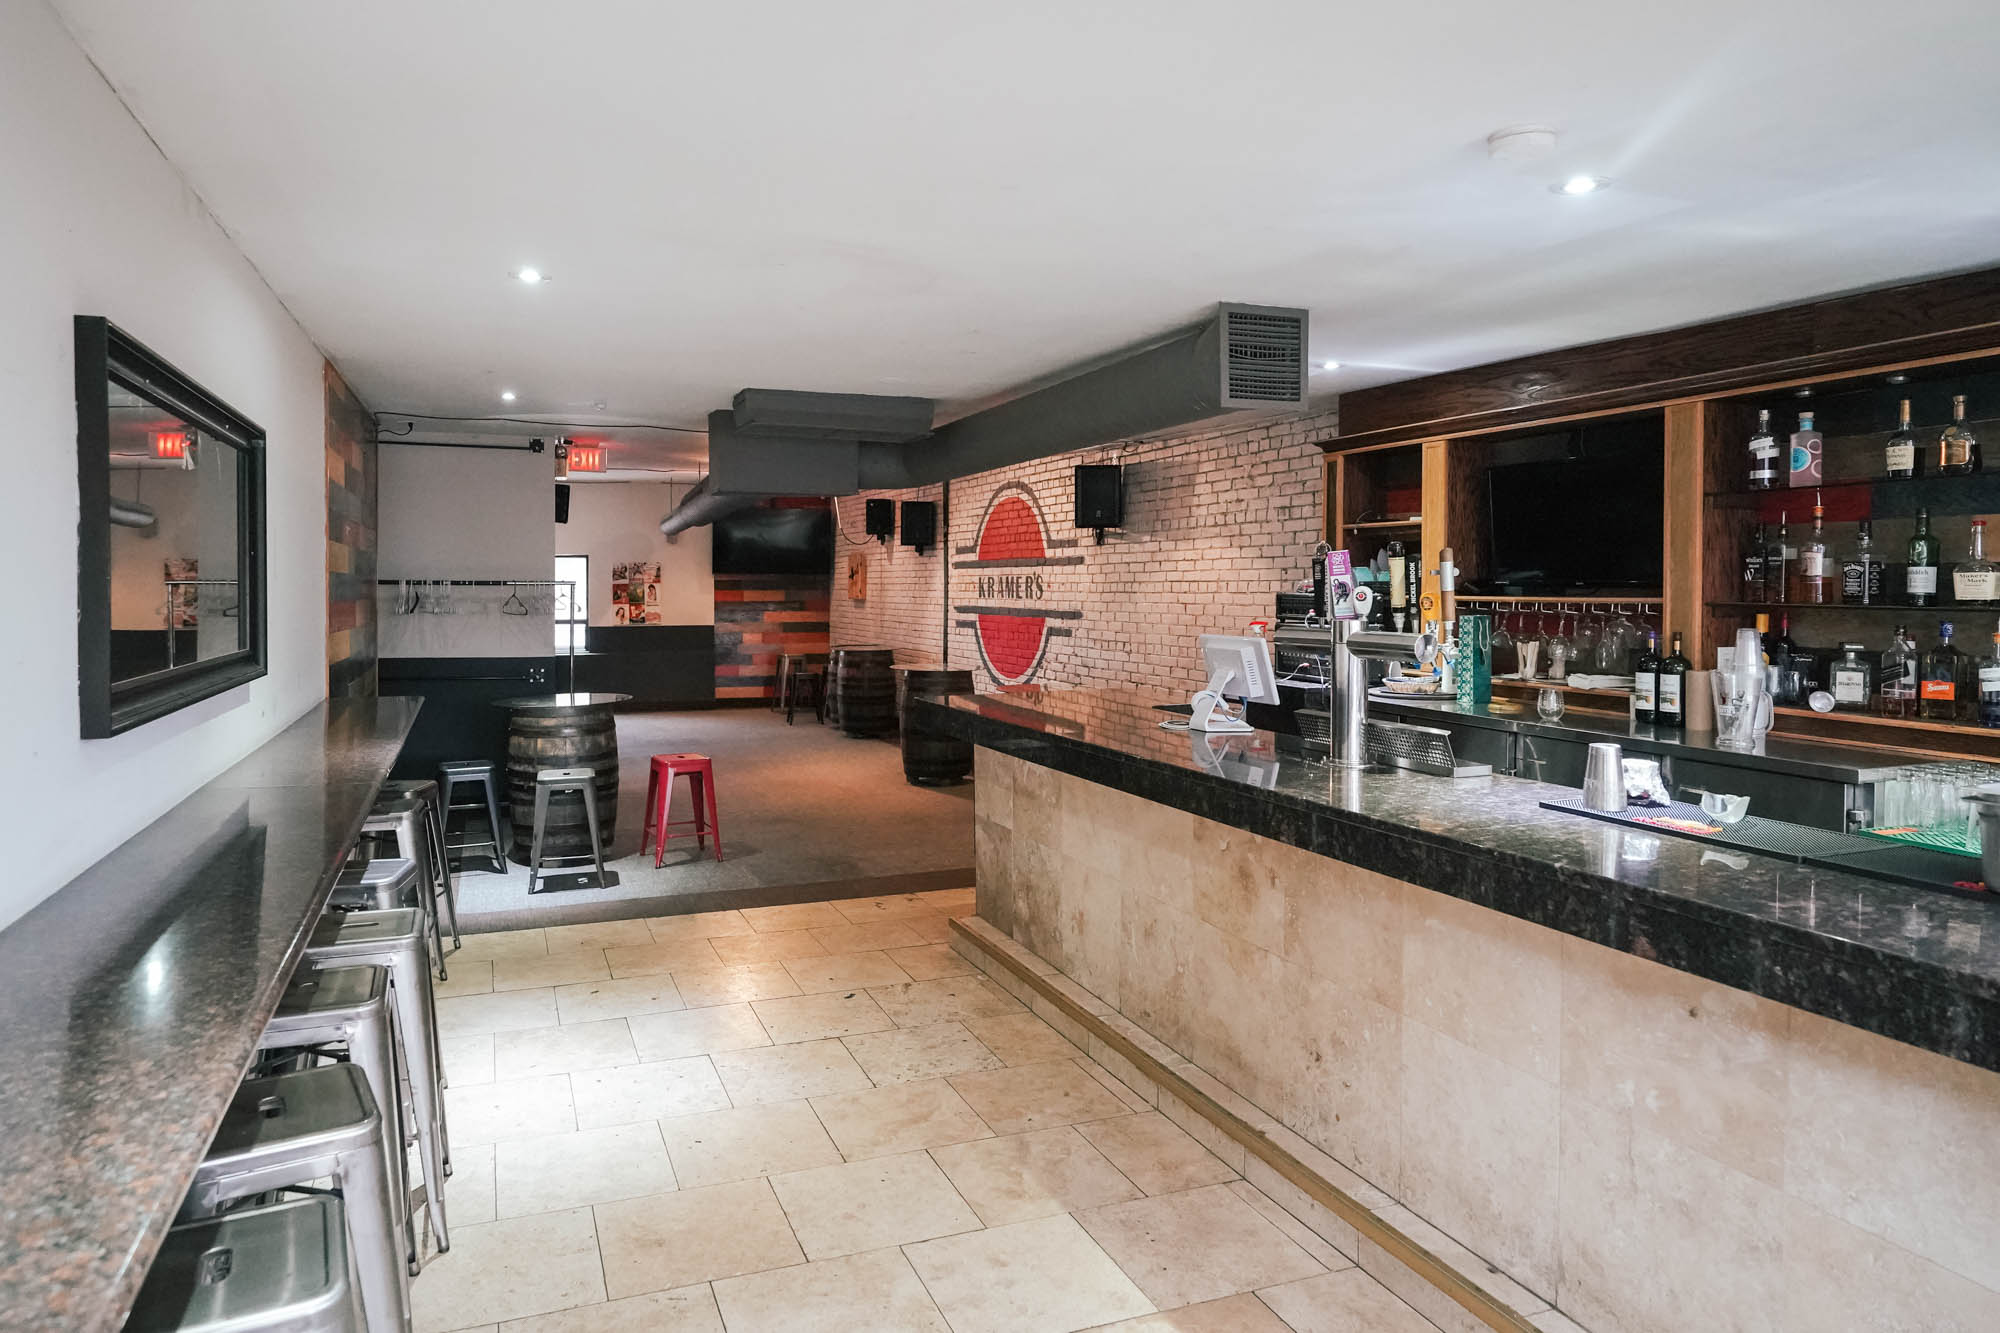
[1797,491,1833,604]
[1386,543,1409,626]
[1937,394,1980,476]
[1906,508,1941,606]
[1765,513,1791,603]
[1743,523,1767,603]
[1953,518,1998,606]
[1884,398,1918,479]
[1980,625,2000,729]
[1880,625,1918,718]
[1632,630,1660,724]
[1829,643,1875,713]
[1753,613,1773,664]
[1772,614,1804,704]
[1656,632,1689,730]
[1789,411,1823,487]
[1920,622,1964,721]
[1840,519,1883,604]
[1747,409,1779,490]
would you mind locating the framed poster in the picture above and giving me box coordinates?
[847,554,868,601]
[610,561,663,625]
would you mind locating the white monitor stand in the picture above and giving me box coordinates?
[1186,633,1278,734]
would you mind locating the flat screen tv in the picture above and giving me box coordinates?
[712,506,832,575]
[1486,426,1663,590]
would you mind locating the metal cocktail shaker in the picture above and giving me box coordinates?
[1583,742,1627,812]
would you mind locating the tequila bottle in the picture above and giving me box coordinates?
[1747,409,1779,490]
[1952,519,1997,606]
[1920,621,1964,722]
[1884,398,1918,479]
[1937,394,1980,476]
[1906,508,1940,607]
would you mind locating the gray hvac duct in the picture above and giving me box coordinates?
[658,473,758,538]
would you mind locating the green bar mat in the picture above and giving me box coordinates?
[1863,824,1980,856]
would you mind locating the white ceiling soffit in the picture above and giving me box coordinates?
[51,0,2000,471]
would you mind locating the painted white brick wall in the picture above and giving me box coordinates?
[830,406,1335,691]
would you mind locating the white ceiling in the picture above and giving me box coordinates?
[53,0,2000,472]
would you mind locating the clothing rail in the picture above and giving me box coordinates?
[376,578,579,692]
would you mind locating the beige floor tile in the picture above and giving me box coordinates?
[905,1213,1155,1333]
[493,1018,636,1080]
[444,1074,576,1146]
[670,961,803,1008]
[713,930,829,965]
[628,1002,772,1061]
[931,1126,1144,1226]
[437,988,559,1038]
[886,943,975,980]
[497,1285,722,1332]
[541,918,656,952]
[411,1205,603,1331]
[811,921,927,954]
[658,1100,844,1188]
[553,973,685,1024]
[833,894,938,923]
[741,900,854,933]
[752,989,895,1043]
[571,1056,731,1128]
[1255,1268,1437,1333]
[441,1033,497,1087]
[1077,1112,1237,1195]
[1086,1292,1294,1331]
[495,1122,678,1217]
[603,937,724,979]
[963,1012,1083,1066]
[949,1060,1133,1135]
[1225,1182,1350,1271]
[808,1078,993,1159]
[646,909,755,943]
[869,976,1026,1026]
[783,950,915,994]
[917,887,979,910]
[1077,1183,1326,1308]
[492,950,611,993]
[446,1142,497,1226]
[453,928,550,962]
[713,1037,873,1105]
[770,1150,982,1259]
[842,1021,1004,1085]
[902,914,958,944]
[594,1178,805,1297]
[435,959,495,999]
[712,1247,949,1333]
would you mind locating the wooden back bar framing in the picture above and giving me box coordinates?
[1317,267,2000,758]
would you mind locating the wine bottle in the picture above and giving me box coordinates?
[1655,632,1689,730]
[1906,508,1940,607]
[1747,409,1779,490]
[1884,398,1918,479]
[1633,631,1660,725]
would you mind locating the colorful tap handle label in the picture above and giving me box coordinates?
[1325,550,1361,621]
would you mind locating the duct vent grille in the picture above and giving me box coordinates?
[1220,305,1308,407]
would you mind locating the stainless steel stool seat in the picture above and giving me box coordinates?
[527,766,606,894]
[363,801,452,979]
[126,1196,363,1332]
[378,779,459,952]
[437,760,505,875]
[329,857,418,913]
[185,1065,408,1333]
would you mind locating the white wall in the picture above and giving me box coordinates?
[376,444,556,658]
[560,481,713,626]
[0,0,333,930]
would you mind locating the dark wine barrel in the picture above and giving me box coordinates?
[832,646,897,737]
[899,667,975,785]
[505,704,620,864]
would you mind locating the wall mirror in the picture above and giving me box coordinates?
[76,317,266,738]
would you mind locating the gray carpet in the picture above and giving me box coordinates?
[446,707,975,930]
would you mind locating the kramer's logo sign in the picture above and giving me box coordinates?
[953,483,1084,685]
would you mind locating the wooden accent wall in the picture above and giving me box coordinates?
[325,362,378,698]
[713,574,830,701]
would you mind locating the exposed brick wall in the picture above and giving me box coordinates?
[713,574,831,700]
[831,407,1335,692]
[325,362,378,697]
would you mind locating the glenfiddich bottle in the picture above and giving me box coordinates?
[1747,410,1779,490]
[1884,398,1918,479]
[1906,508,1941,606]
[1937,394,1980,476]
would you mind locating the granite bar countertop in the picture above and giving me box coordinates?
[914,686,1999,1072]
[0,697,420,1332]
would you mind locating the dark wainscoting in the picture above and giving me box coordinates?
[579,625,716,705]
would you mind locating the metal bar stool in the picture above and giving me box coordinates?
[379,779,460,952]
[330,857,419,914]
[527,766,605,893]
[363,801,450,980]
[126,1196,363,1332]
[182,1064,409,1333]
[642,753,723,867]
[438,759,506,874]
[306,909,453,1238]
[784,667,825,726]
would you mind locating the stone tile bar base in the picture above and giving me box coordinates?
[971,745,2000,1333]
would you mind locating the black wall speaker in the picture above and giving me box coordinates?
[555,483,571,524]
[1074,465,1123,539]
[899,500,938,553]
[864,497,895,540]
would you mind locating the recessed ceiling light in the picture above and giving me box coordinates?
[1320,361,1342,372]
[1794,387,1815,398]
[1886,373,1909,385]
[500,390,517,402]
[514,267,545,284]
[1552,175,1609,196]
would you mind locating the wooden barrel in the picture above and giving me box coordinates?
[832,646,897,737]
[505,703,620,864]
[900,667,975,785]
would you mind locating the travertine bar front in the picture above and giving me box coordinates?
[975,745,2000,1333]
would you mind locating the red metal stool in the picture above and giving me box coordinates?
[642,753,723,866]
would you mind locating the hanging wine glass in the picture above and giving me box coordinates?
[1547,605,1574,682]
[1572,605,1602,677]
[1489,606,1517,677]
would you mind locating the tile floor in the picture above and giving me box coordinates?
[413,887,1444,1332]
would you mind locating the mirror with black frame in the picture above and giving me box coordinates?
[76,318,266,738]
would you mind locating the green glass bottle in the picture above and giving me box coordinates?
[1906,508,1940,607]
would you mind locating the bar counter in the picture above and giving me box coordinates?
[0,697,420,1332]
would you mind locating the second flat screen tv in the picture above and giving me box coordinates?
[1486,426,1662,590]
[712,506,833,575]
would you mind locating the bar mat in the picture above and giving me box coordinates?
[1862,824,1981,856]
[1821,847,1992,899]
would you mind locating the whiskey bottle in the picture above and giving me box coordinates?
[1920,622,1964,722]
[1884,398,1918,479]
[1829,643,1875,714]
[1633,631,1660,724]
[1938,394,1980,476]
[1840,519,1883,604]
[1798,491,1833,604]
[1879,625,1918,718]
[1980,626,2000,729]
[1655,632,1689,730]
[1906,508,1940,606]
[1743,523,1767,603]
[1765,514,1791,603]
[1747,409,1779,490]
[1953,518,1997,606]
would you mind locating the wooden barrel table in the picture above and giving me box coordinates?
[493,693,630,865]
[829,645,896,737]
[897,666,975,785]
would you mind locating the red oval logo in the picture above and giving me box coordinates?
[953,484,1082,687]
